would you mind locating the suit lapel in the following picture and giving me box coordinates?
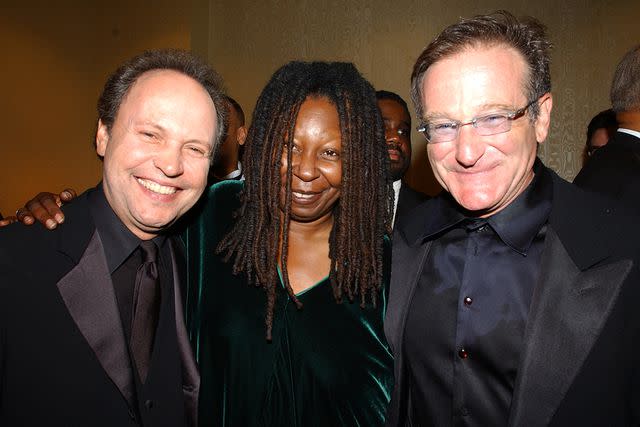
[508,227,632,426]
[56,230,135,407]
[385,232,432,353]
[385,223,433,427]
[169,237,200,427]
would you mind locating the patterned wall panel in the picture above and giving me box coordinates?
[203,0,640,195]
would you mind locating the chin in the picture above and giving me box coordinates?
[136,211,180,229]
[454,190,499,214]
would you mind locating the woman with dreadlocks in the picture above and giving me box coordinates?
[183,61,394,426]
[16,60,395,426]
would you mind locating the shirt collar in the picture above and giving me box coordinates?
[221,161,243,180]
[89,183,167,273]
[617,128,640,139]
[419,159,553,255]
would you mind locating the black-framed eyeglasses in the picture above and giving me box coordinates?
[416,99,538,144]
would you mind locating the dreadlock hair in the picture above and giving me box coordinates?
[217,61,393,339]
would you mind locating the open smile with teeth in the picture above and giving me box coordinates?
[137,177,177,195]
[292,191,318,200]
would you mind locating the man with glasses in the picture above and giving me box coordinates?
[385,11,640,427]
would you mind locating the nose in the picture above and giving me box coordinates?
[154,143,185,177]
[292,151,320,181]
[385,127,399,144]
[454,125,484,167]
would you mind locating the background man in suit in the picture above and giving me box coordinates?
[209,95,247,183]
[385,11,640,426]
[0,49,226,426]
[574,45,640,214]
[375,90,429,225]
[581,108,617,164]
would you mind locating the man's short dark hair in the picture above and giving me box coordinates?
[375,90,412,127]
[610,45,640,113]
[97,49,227,149]
[226,96,245,126]
[410,10,552,121]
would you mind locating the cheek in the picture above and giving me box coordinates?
[427,145,448,168]
[197,164,210,185]
[402,140,412,154]
[186,159,211,186]
[327,164,342,188]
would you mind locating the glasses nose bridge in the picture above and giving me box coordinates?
[453,117,479,139]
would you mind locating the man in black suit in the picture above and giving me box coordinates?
[0,49,226,426]
[574,45,640,214]
[375,90,429,226]
[209,95,247,183]
[385,11,640,426]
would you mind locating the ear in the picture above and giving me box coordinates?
[95,119,109,157]
[237,125,248,146]
[534,93,553,144]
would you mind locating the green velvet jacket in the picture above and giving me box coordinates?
[181,180,393,426]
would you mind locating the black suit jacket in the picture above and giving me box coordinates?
[385,166,640,426]
[395,182,430,225]
[0,190,199,426]
[574,130,640,213]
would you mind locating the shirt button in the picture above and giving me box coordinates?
[458,348,469,359]
[463,296,473,306]
[145,400,154,410]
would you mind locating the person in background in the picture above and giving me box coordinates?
[574,45,640,214]
[582,108,617,165]
[375,90,429,226]
[0,49,227,427]
[209,95,247,183]
[386,11,640,426]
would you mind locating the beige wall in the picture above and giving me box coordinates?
[2,1,639,215]
[200,0,640,196]
[0,1,190,216]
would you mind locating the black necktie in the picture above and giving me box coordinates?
[130,240,161,383]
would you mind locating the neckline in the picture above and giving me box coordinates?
[276,265,330,297]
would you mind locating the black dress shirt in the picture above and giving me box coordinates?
[88,185,185,426]
[404,161,553,426]
[88,185,171,341]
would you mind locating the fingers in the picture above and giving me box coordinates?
[0,215,18,227]
[60,188,77,202]
[15,208,35,225]
[12,188,77,230]
[25,192,64,229]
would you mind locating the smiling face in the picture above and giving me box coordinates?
[378,98,412,181]
[279,96,342,223]
[96,69,217,239]
[421,44,552,217]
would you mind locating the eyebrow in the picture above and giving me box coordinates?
[135,120,213,147]
[422,103,517,121]
[383,118,411,128]
[133,120,167,133]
